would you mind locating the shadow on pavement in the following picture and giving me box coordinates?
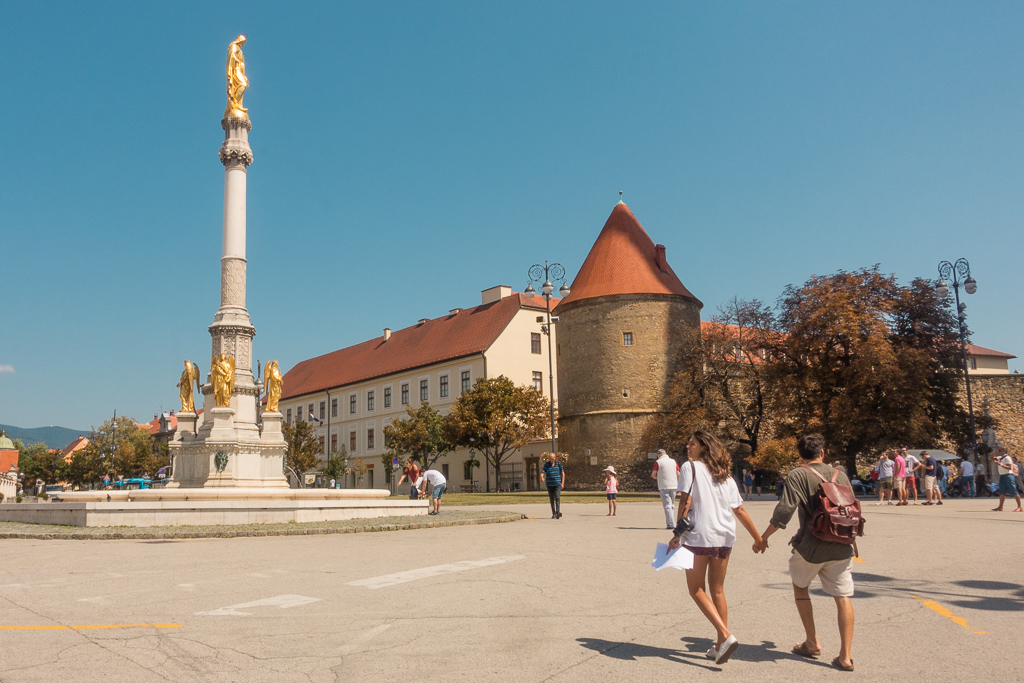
[680,637,834,667]
[576,638,720,671]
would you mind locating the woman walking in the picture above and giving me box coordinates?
[668,430,764,665]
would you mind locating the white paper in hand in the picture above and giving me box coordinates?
[651,542,694,570]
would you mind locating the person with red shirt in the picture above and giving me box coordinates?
[397,458,421,499]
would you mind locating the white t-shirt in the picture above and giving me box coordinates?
[676,460,744,548]
[654,455,679,490]
[996,456,1012,477]
[960,461,974,478]
[423,469,446,487]
[905,455,919,475]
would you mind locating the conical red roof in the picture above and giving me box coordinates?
[560,203,701,307]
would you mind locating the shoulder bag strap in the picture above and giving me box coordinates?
[681,461,698,518]
[802,464,829,483]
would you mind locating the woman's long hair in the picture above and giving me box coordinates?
[691,430,732,484]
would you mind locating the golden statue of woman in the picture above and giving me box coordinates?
[177,360,200,413]
[225,34,249,119]
[211,354,236,408]
[264,360,283,413]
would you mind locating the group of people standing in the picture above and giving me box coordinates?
[396,459,447,515]
[871,448,945,506]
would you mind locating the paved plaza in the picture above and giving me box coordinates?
[0,498,1021,682]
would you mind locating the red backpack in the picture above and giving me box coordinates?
[802,466,865,548]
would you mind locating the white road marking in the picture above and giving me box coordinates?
[346,555,525,590]
[195,594,321,616]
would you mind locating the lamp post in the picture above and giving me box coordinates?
[524,262,570,455]
[936,258,979,464]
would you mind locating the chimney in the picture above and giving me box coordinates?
[655,244,668,273]
[481,285,512,305]
[418,318,429,325]
[383,328,391,341]
[449,308,463,316]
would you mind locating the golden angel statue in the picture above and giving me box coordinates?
[211,353,236,408]
[264,360,283,413]
[177,360,201,413]
[225,34,249,119]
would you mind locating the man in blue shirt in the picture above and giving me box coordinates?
[922,452,943,506]
[541,453,566,519]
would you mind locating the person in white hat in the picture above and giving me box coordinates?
[603,466,618,516]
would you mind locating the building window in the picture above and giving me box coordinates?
[331,398,338,418]
[442,463,449,480]
[969,357,977,370]
[308,404,314,421]
[318,436,325,454]
[349,431,357,452]
[367,391,375,411]
[464,460,474,481]
[461,370,471,394]
[439,375,449,398]
[367,429,375,450]
[623,331,634,346]
[319,401,326,421]
[420,379,429,402]
[384,387,392,408]
[531,332,542,354]
[331,433,337,453]
[533,371,543,393]
[296,407,303,422]
[286,408,292,424]
[401,383,409,405]
[350,394,356,414]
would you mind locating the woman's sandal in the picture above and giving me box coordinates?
[831,657,855,672]
[792,643,821,658]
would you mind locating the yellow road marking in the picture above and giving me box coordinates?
[912,597,987,634]
[853,557,866,563]
[0,624,181,631]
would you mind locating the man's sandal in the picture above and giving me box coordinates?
[831,657,854,671]
[792,643,821,658]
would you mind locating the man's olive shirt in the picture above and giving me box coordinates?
[770,462,855,564]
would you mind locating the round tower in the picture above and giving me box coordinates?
[556,201,702,489]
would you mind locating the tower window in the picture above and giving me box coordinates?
[622,331,634,346]
[531,333,542,354]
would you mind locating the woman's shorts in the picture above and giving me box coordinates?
[683,545,732,560]
[998,474,1017,496]
[606,493,617,500]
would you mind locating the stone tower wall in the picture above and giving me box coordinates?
[959,374,1024,463]
[556,293,701,489]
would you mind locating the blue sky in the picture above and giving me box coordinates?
[1,2,1021,432]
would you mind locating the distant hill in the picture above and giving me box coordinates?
[0,424,90,450]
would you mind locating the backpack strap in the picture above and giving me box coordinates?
[802,464,829,482]
[831,470,840,484]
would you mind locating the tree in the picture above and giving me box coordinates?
[773,266,970,470]
[16,441,64,488]
[79,416,163,482]
[283,419,322,485]
[747,437,799,477]
[323,446,348,483]
[63,447,104,490]
[383,402,454,470]
[444,376,550,492]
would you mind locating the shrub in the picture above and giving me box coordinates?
[37,491,48,500]
[15,495,23,503]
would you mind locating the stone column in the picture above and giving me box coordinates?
[202,117,260,441]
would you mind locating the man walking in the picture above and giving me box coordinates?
[959,456,975,497]
[875,452,894,506]
[651,449,680,529]
[418,468,447,515]
[990,447,1022,512]
[922,451,942,506]
[541,452,566,519]
[755,433,856,672]
[893,449,907,506]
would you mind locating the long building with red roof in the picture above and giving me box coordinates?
[279,286,560,492]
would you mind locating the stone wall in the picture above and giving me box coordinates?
[961,374,1024,456]
[556,293,701,489]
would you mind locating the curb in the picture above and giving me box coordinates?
[0,512,527,541]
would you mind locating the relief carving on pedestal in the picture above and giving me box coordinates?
[221,259,247,308]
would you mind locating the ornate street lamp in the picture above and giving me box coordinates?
[936,258,979,463]
[524,262,570,454]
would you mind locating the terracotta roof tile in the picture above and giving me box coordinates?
[281,293,556,399]
[559,203,701,307]
[967,343,1016,359]
[61,435,89,458]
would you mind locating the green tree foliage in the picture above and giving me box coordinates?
[283,419,323,481]
[383,402,454,470]
[16,440,65,486]
[63,448,104,490]
[77,416,165,484]
[444,376,550,492]
[323,446,348,482]
[773,267,971,469]
[747,437,799,476]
